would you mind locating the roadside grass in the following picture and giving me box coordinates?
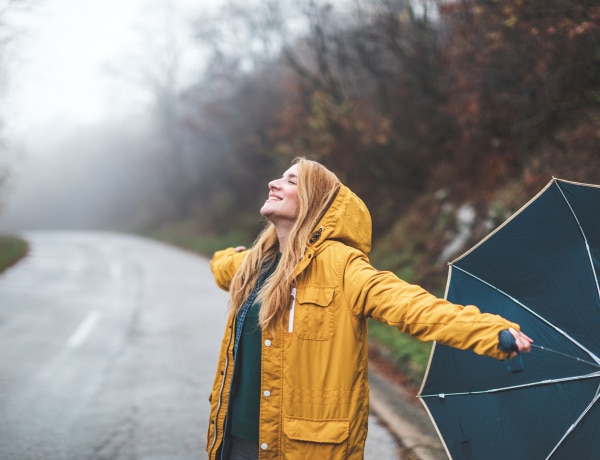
[368,319,433,386]
[143,221,255,257]
[0,235,29,274]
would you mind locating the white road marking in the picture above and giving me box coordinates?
[67,311,100,348]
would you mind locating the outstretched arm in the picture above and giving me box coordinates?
[210,247,248,291]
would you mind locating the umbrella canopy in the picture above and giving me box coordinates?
[418,178,600,460]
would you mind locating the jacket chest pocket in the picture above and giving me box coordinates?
[294,287,335,340]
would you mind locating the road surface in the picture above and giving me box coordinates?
[0,231,400,459]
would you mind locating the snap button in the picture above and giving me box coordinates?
[264,339,272,346]
[261,443,268,450]
[263,390,271,397]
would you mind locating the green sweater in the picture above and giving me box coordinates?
[230,254,280,442]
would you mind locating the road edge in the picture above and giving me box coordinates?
[368,364,448,460]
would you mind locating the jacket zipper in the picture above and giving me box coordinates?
[210,321,234,454]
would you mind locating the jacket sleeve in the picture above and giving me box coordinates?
[210,247,249,291]
[342,249,519,360]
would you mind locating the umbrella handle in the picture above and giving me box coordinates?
[504,354,524,373]
[498,330,524,373]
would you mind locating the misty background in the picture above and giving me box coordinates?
[0,0,229,233]
[0,0,598,289]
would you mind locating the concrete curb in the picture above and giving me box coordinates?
[368,366,448,460]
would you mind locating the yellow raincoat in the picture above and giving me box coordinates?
[207,184,519,460]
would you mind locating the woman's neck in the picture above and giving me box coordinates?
[274,223,292,249]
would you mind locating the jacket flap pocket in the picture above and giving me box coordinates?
[283,416,349,444]
[296,287,334,307]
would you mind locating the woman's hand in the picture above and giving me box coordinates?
[508,327,533,356]
[234,246,247,252]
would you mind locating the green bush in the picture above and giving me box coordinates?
[0,235,28,274]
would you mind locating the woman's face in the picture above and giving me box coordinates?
[260,164,300,225]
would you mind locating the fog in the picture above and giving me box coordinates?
[0,118,152,231]
[0,0,221,233]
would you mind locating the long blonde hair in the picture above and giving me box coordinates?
[228,157,340,332]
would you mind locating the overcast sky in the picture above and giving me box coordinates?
[0,0,225,230]
[4,0,214,141]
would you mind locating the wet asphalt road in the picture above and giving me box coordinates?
[0,231,399,460]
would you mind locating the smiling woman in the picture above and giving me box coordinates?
[0,235,28,274]
[206,157,532,460]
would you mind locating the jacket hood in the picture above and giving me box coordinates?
[309,184,372,255]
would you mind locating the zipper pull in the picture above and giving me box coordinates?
[288,287,297,333]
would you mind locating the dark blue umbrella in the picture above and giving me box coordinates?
[418,178,600,460]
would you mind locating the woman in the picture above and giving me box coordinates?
[207,158,532,460]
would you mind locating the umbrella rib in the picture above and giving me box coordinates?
[418,370,600,399]
[531,344,600,369]
[452,264,600,366]
[544,388,600,459]
[554,180,600,302]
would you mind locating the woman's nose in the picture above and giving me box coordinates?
[268,179,281,189]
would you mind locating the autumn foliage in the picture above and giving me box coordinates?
[438,0,600,193]
[171,0,600,286]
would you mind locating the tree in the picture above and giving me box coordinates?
[180,0,599,245]
[438,0,600,191]
[0,0,30,210]
[102,0,214,225]
[261,0,449,231]
[187,0,453,233]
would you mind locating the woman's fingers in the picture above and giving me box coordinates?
[509,327,533,353]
